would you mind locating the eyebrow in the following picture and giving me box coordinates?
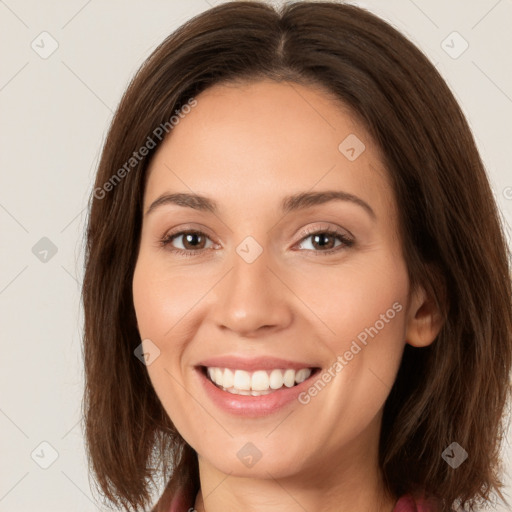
[145,190,376,220]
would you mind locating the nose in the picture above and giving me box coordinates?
[209,245,294,338]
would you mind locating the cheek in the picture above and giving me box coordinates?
[132,257,202,441]
[284,262,408,455]
[132,253,210,341]
[132,252,218,402]
[293,253,408,344]
[292,254,409,400]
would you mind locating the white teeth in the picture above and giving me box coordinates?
[223,368,234,388]
[283,369,295,388]
[251,370,269,391]
[233,370,251,390]
[295,368,310,384]
[205,367,313,395]
[269,369,284,389]
[214,367,223,386]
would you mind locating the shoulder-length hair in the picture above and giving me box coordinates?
[81,2,512,511]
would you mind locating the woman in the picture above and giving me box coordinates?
[81,2,512,511]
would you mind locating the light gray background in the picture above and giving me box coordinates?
[1,0,511,511]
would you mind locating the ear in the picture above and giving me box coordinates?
[405,284,444,348]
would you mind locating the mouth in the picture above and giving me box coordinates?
[201,366,319,396]
[194,355,322,416]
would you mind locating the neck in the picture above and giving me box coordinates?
[193,446,396,512]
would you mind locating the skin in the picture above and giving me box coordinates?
[132,80,443,512]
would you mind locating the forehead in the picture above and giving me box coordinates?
[144,79,394,220]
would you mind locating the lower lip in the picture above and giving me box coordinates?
[195,367,319,417]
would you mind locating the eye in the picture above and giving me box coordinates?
[295,227,354,255]
[160,230,216,256]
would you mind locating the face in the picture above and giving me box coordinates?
[132,80,428,484]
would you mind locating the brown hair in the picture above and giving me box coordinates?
[81,2,512,511]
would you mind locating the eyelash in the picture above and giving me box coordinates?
[159,226,354,258]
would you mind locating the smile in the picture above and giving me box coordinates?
[195,355,321,416]
[205,367,313,396]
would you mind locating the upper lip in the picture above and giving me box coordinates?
[196,355,318,372]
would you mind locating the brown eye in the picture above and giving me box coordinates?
[310,232,337,250]
[297,229,354,254]
[160,230,214,254]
